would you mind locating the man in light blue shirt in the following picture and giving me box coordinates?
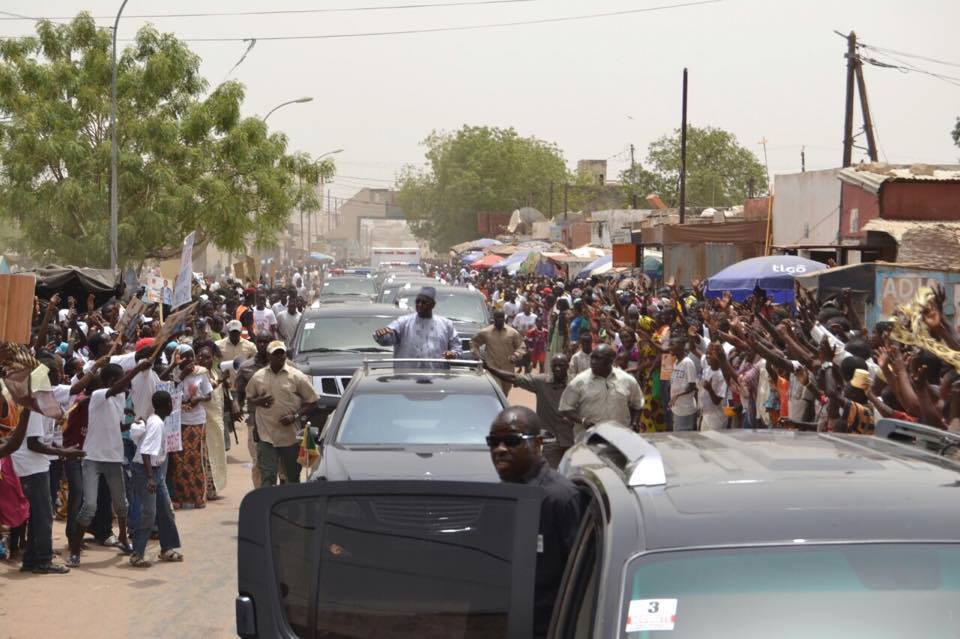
[373,287,462,360]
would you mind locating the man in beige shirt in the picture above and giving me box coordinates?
[559,344,644,433]
[216,319,257,366]
[472,310,526,395]
[245,341,319,487]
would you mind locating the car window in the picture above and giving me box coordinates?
[397,292,487,324]
[336,392,503,445]
[552,506,601,639]
[249,483,543,639]
[322,278,376,296]
[297,316,393,353]
[621,543,960,638]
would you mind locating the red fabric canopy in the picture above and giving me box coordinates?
[472,254,505,269]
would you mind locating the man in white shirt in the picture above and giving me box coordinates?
[559,344,644,432]
[698,344,729,431]
[276,296,302,349]
[11,403,84,574]
[129,391,183,567]
[252,292,278,337]
[669,338,699,431]
[68,359,151,566]
[512,301,538,335]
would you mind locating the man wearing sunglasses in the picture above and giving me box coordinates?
[487,406,582,639]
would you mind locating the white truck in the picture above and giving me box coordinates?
[370,246,421,271]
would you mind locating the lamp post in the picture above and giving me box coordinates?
[263,96,313,122]
[110,0,130,276]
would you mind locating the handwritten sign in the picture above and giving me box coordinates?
[156,380,182,453]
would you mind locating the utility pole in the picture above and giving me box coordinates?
[854,62,879,162]
[679,68,688,225]
[327,190,332,232]
[629,144,636,170]
[839,30,879,166]
[549,181,554,217]
[563,183,569,221]
[841,31,857,167]
[629,143,638,209]
[801,146,806,172]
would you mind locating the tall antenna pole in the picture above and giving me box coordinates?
[854,59,879,162]
[679,68,688,224]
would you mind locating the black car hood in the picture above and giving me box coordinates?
[293,352,391,375]
[316,444,499,482]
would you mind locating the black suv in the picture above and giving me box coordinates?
[237,420,960,638]
[288,304,402,422]
[308,359,507,481]
[316,275,377,304]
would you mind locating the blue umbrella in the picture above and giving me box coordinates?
[491,251,530,272]
[460,251,485,265]
[705,255,827,304]
[309,252,335,262]
[576,255,612,279]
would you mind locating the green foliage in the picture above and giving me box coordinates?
[620,125,768,208]
[397,125,569,250]
[0,14,330,267]
[953,117,960,149]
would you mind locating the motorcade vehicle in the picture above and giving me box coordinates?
[315,275,377,305]
[238,419,960,638]
[288,304,402,423]
[374,276,440,305]
[308,359,507,482]
[369,246,421,270]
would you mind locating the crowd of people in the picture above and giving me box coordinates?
[435,262,960,468]
[2,253,958,579]
[0,267,320,574]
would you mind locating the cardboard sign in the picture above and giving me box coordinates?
[173,231,196,309]
[150,301,198,356]
[116,297,147,341]
[0,274,37,345]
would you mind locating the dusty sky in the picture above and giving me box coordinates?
[7,0,960,206]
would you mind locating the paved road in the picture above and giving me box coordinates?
[0,387,539,638]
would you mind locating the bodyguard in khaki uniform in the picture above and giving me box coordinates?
[245,341,319,486]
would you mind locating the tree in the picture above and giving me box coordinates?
[0,14,326,267]
[397,126,569,250]
[619,125,767,208]
[289,152,335,251]
[953,117,960,150]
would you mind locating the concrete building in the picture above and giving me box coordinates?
[577,159,608,185]
[837,163,960,264]
[325,187,407,260]
[772,168,842,263]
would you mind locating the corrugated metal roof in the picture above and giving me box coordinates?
[863,219,960,270]
[838,162,960,194]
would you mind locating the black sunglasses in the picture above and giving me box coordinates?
[485,434,537,449]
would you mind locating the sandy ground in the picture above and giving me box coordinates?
[0,387,537,639]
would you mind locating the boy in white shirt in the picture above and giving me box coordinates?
[129,391,183,567]
[67,359,152,566]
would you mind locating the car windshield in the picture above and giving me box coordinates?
[397,291,487,324]
[298,316,393,353]
[621,544,960,638]
[337,392,502,445]
[322,277,376,297]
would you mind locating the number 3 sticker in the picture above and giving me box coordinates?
[625,598,678,632]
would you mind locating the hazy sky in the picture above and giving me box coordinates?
[7,0,960,205]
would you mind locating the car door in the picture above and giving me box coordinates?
[237,480,544,639]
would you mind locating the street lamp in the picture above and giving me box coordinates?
[263,96,313,122]
[110,0,130,276]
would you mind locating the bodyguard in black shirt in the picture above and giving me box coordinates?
[487,406,582,638]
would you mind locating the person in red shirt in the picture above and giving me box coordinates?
[526,318,549,374]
